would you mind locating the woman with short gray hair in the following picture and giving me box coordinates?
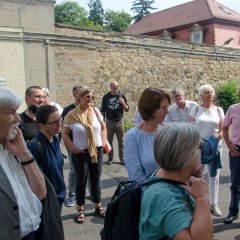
[139,123,213,240]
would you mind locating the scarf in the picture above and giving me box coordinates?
[64,105,97,163]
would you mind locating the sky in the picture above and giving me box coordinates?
[55,0,240,14]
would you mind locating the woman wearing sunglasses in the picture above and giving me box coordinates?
[62,86,107,223]
[28,105,66,211]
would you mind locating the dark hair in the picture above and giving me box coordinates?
[138,87,171,121]
[36,105,58,124]
[25,86,42,97]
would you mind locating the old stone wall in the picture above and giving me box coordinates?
[53,26,240,121]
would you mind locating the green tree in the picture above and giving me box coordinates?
[88,0,104,26]
[216,80,240,113]
[54,1,103,29]
[131,0,157,22]
[104,10,133,32]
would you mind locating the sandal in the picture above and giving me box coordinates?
[95,206,105,218]
[76,210,85,224]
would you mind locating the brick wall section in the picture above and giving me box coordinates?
[54,27,240,121]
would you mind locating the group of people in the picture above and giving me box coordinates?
[0,80,129,239]
[125,84,240,239]
[0,81,239,239]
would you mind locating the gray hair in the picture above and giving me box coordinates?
[0,87,22,108]
[25,86,42,97]
[42,87,50,96]
[154,122,199,171]
[198,84,215,101]
[172,86,185,96]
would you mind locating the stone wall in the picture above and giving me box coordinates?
[53,26,240,121]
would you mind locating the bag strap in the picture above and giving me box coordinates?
[141,178,187,188]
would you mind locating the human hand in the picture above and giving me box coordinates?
[184,176,209,200]
[229,143,240,157]
[71,146,85,154]
[118,97,125,105]
[5,127,32,160]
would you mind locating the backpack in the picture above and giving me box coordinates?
[100,178,186,240]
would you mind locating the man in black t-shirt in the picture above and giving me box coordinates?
[19,86,45,142]
[101,81,129,165]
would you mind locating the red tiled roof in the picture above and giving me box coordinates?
[124,0,240,35]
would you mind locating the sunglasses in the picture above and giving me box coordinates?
[86,95,94,100]
[45,118,61,126]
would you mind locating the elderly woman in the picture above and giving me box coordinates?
[189,84,224,217]
[62,86,106,223]
[139,123,213,240]
[124,87,171,182]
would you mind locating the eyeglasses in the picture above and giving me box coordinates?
[86,95,94,100]
[111,85,119,89]
[45,118,61,126]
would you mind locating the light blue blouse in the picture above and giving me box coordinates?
[124,127,159,182]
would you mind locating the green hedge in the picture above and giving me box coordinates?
[216,80,240,113]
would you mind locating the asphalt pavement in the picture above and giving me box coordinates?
[61,137,240,240]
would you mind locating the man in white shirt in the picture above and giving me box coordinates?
[0,87,47,240]
[165,87,198,123]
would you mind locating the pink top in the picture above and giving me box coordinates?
[224,103,240,145]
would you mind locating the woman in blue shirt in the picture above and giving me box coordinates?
[124,87,170,182]
[28,105,66,212]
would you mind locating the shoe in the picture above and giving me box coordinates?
[64,195,75,207]
[75,210,85,224]
[106,159,112,165]
[210,204,222,216]
[224,213,238,224]
[95,206,105,218]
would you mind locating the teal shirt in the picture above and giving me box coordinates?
[139,177,194,240]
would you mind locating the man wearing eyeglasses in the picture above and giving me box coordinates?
[19,86,45,141]
[28,105,66,211]
[101,81,129,166]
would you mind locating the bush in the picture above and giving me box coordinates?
[216,80,240,113]
[124,119,134,132]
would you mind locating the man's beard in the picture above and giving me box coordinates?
[28,104,38,114]
[7,123,19,140]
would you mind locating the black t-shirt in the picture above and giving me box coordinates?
[61,103,75,120]
[100,92,128,121]
[61,103,76,140]
[19,111,38,142]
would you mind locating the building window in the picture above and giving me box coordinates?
[191,31,203,44]
[190,24,204,44]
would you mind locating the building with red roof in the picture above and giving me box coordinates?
[124,0,240,48]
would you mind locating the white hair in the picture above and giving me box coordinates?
[0,87,22,108]
[198,84,215,101]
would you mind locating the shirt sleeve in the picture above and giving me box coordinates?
[189,105,197,120]
[27,141,43,170]
[223,106,232,127]
[94,108,104,122]
[100,95,107,113]
[124,130,146,182]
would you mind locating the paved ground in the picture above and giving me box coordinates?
[61,137,240,240]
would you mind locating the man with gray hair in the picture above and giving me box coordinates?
[0,87,47,239]
[165,86,198,123]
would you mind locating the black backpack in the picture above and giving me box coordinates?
[100,178,186,240]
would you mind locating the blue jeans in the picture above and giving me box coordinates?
[229,145,240,215]
[72,148,103,206]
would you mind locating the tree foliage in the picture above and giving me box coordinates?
[88,0,104,26]
[131,0,157,22]
[104,10,132,32]
[216,80,240,113]
[54,1,103,29]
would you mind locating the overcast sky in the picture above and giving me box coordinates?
[55,0,240,14]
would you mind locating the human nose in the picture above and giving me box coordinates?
[14,113,21,123]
